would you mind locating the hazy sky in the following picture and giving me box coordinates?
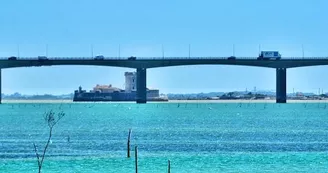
[0,0,328,94]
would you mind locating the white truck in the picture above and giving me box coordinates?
[258,51,281,60]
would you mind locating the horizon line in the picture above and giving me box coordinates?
[2,90,326,96]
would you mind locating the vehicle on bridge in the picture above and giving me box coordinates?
[128,56,136,60]
[8,56,17,60]
[257,51,281,60]
[38,56,48,61]
[227,56,236,60]
[94,55,104,60]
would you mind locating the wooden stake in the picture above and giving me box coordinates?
[135,146,138,173]
[127,129,132,158]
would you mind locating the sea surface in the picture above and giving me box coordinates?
[1,102,328,172]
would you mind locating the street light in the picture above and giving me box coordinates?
[258,44,261,54]
[162,44,164,58]
[302,44,304,58]
[91,44,94,57]
[118,44,121,58]
[188,44,191,58]
[46,44,48,57]
[17,44,20,58]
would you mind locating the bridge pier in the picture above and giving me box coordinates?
[0,68,1,104]
[136,68,147,104]
[276,68,287,103]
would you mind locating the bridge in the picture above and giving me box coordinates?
[1,56,328,104]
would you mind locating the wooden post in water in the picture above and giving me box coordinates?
[135,146,138,173]
[127,129,132,158]
[168,160,171,173]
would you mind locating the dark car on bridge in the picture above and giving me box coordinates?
[38,56,48,61]
[128,56,136,60]
[227,56,236,60]
[8,56,17,60]
[94,55,104,60]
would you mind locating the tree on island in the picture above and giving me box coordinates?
[33,110,65,173]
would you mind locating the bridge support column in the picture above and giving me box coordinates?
[0,68,2,104]
[276,68,287,103]
[136,68,147,104]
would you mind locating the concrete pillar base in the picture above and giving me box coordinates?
[136,68,147,104]
[0,68,2,104]
[276,68,287,103]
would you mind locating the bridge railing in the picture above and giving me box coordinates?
[0,56,328,60]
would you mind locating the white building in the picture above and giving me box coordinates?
[92,84,121,93]
[124,72,160,98]
[124,72,137,92]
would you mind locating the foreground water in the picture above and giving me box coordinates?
[1,102,328,172]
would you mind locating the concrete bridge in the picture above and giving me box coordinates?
[1,56,328,104]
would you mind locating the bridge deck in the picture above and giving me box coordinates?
[0,57,328,68]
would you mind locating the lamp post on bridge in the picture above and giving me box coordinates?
[258,44,261,55]
[118,44,121,58]
[91,44,94,58]
[17,44,20,58]
[188,44,191,58]
[162,44,164,58]
[302,44,304,59]
[46,44,48,57]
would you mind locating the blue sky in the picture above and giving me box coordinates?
[0,0,328,94]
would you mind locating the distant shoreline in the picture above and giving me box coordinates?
[2,99,73,103]
[168,100,328,103]
[2,99,328,103]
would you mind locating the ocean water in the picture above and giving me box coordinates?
[1,102,328,172]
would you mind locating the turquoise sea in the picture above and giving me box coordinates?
[1,102,328,172]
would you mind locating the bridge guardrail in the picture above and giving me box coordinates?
[0,57,328,60]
